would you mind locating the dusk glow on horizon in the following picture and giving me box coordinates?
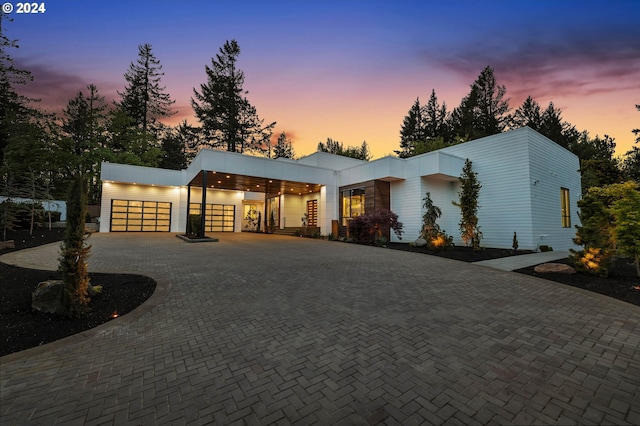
[7,0,640,159]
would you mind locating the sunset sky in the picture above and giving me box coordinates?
[7,0,640,159]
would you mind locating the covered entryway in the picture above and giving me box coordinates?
[186,170,322,237]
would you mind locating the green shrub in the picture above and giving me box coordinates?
[188,214,202,236]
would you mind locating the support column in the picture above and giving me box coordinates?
[186,184,192,234]
[200,171,207,238]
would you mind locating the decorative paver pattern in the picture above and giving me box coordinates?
[1,233,639,425]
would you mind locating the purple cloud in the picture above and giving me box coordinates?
[13,58,121,112]
[430,28,640,103]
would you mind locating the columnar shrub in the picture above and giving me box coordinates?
[58,174,91,317]
[453,159,482,250]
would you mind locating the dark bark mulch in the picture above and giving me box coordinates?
[0,229,156,357]
[386,242,535,262]
[514,257,640,307]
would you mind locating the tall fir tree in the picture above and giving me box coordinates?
[0,13,43,176]
[633,104,640,144]
[273,131,295,159]
[113,44,173,168]
[575,134,623,192]
[511,96,543,131]
[118,43,175,137]
[159,120,200,170]
[623,104,640,182]
[59,84,109,203]
[423,89,448,139]
[449,66,510,140]
[396,98,423,158]
[191,39,275,154]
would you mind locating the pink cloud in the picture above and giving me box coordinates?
[13,57,123,115]
[430,30,640,104]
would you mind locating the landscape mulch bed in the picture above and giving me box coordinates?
[387,242,639,307]
[0,229,156,357]
[514,257,640,307]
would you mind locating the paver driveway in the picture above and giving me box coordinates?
[1,233,639,425]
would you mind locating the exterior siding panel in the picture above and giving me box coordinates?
[99,128,580,249]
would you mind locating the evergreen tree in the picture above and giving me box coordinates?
[511,96,543,131]
[632,104,639,144]
[423,89,448,139]
[58,173,91,317]
[107,105,161,166]
[159,120,199,170]
[118,43,175,137]
[538,102,580,151]
[573,134,623,192]
[622,147,640,183]
[191,39,275,154]
[158,128,189,170]
[58,84,109,203]
[396,98,423,158]
[610,183,640,277]
[452,159,482,249]
[570,182,639,276]
[624,104,640,182]
[273,131,295,159]
[317,138,370,160]
[449,66,510,140]
[0,13,36,166]
[358,141,372,161]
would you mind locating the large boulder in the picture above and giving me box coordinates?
[414,238,427,247]
[534,263,576,274]
[32,280,64,314]
[0,240,15,249]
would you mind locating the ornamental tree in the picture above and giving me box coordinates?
[452,159,482,250]
[348,209,403,244]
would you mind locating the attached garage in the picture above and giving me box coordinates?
[110,199,172,232]
[188,203,235,232]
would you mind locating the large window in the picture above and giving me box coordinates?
[306,200,318,226]
[561,188,571,228]
[189,203,235,232]
[111,200,171,232]
[341,188,365,226]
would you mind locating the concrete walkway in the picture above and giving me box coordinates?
[1,233,639,425]
[473,250,570,271]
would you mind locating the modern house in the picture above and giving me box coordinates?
[99,127,581,250]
